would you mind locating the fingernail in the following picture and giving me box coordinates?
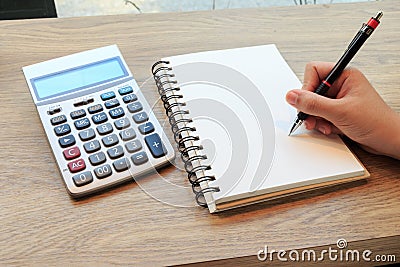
[318,126,327,135]
[286,91,299,106]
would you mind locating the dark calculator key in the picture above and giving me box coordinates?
[89,151,106,166]
[113,157,131,172]
[107,145,124,159]
[88,104,103,114]
[105,99,120,109]
[72,171,93,187]
[48,107,61,115]
[79,128,96,141]
[83,140,101,153]
[100,91,115,101]
[138,122,155,135]
[63,146,81,160]
[70,109,86,120]
[92,112,108,124]
[145,133,167,158]
[94,164,112,179]
[67,158,86,173]
[54,123,71,136]
[74,117,90,130]
[102,133,119,147]
[127,101,143,113]
[122,93,138,103]
[131,151,149,166]
[109,107,125,119]
[59,134,76,148]
[125,139,142,153]
[118,86,133,96]
[119,128,136,141]
[96,122,113,135]
[50,115,67,126]
[114,117,131,130]
[132,111,148,124]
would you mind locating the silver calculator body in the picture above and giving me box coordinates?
[23,45,175,197]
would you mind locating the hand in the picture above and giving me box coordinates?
[286,61,400,160]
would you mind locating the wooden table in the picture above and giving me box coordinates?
[1,1,399,266]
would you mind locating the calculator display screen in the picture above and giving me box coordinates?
[31,57,128,100]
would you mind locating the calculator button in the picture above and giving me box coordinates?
[122,94,138,103]
[109,107,125,119]
[114,117,131,130]
[125,140,142,153]
[59,134,76,148]
[118,86,133,95]
[92,112,108,124]
[63,146,81,160]
[145,133,167,158]
[88,104,103,114]
[132,111,148,124]
[74,98,94,107]
[94,164,112,179]
[72,171,93,187]
[105,99,120,109]
[113,157,131,172]
[100,91,116,101]
[89,151,106,166]
[54,123,71,136]
[70,109,86,120]
[48,107,62,115]
[50,115,67,126]
[119,128,136,141]
[83,140,101,153]
[74,118,91,130]
[68,158,86,173]
[131,151,149,165]
[79,128,96,141]
[107,145,124,159]
[102,133,119,147]
[96,123,113,135]
[138,122,155,135]
[127,101,143,113]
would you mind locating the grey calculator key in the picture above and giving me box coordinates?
[96,122,113,135]
[83,140,101,153]
[94,164,112,179]
[70,109,86,120]
[122,93,137,103]
[125,139,142,153]
[72,171,93,187]
[59,134,76,148]
[131,151,148,165]
[74,117,90,130]
[132,111,148,124]
[114,117,130,130]
[102,133,119,147]
[109,107,125,119]
[113,157,131,172]
[138,122,154,135]
[127,101,143,113]
[51,114,67,125]
[119,128,136,141]
[107,145,124,159]
[88,104,103,114]
[92,112,108,124]
[54,123,71,136]
[105,98,120,109]
[79,128,95,141]
[89,151,106,166]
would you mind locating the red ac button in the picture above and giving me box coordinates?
[68,158,86,173]
[63,146,81,160]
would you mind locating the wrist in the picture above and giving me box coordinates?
[383,112,400,160]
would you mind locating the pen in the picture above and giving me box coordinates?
[288,11,383,136]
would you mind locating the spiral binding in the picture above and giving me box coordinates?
[152,61,220,207]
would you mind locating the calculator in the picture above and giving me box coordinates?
[22,45,175,197]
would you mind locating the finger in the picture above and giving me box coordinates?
[313,119,342,135]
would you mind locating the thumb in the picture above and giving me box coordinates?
[286,89,339,122]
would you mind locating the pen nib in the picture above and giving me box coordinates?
[288,118,303,136]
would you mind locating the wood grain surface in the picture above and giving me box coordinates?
[0,1,399,266]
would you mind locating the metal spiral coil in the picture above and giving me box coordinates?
[152,60,220,208]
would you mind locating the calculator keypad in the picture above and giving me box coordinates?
[44,83,173,197]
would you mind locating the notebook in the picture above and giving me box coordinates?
[151,44,369,213]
